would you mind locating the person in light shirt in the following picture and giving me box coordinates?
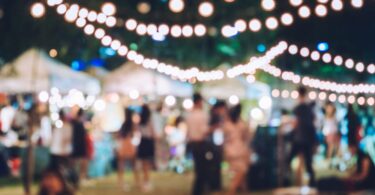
[185,93,210,195]
[49,110,72,170]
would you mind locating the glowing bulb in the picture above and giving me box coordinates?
[147,24,158,35]
[94,28,105,39]
[221,25,237,37]
[183,99,194,110]
[194,24,207,37]
[165,95,177,107]
[298,6,311,18]
[315,4,328,17]
[38,91,49,103]
[126,19,137,31]
[101,2,116,16]
[129,90,140,99]
[259,96,272,109]
[171,25,182,37]
[261,0,276,11]
[110,40,121,50]
[159,24,170,35]
[300,47,310,57]
[251,108,264,121]
[328,94,337,102]
[87,11,97,22]
[78,8,89,18]
[76,18,86,28]
[331,0,344,11]
[97,13,107,24]
[310,51,320,61]
[288,45,298,55]
[355,62,365,72]
[309,91,317,99]
[334,56,343,66]
[322,53,332,63]
[281,13,294,26]
[31,2,45,18]
[105,16,117,27]
[169,0,184,13]
[136,23,147,35]
[101,35,112,46]
[281,90,290,98]
[265,17,278,30]
[249,19,262,32]
[272,89,280,97]
[229,95,240,105]
[182,25,193,37]
[291,90,299,99]
[84,24,95,35]
[289,0,303,7]
[49,49,58,58]
[199,2,214,17]
[94,99,106,111]
[234,19,247,32]
[57,4,67,15]
[351,0,364,8]
[367,64,375,74]
[118,46,128,56]
[345,59,354,69]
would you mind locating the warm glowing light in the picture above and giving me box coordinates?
[31,3,46,18]
[265,17,278,30]
[169,0,184,13]
[261,0,276,11]
[281,13,294,26]
[199,2,214,17]
[49,49,58,58]
[101,2,116,16]
[298,6,311,18]
[249,19,262,32]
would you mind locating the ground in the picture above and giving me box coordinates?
[0,171,271,195]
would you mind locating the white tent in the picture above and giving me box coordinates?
[104,62,193,97]
[0,49,101,95]
[201,76,271,100]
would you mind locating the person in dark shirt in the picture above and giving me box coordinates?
[287,86,317,186]
[207,100,227,192]
[318,141,375,192]
[70,108,88,188]
[346,104,361,145]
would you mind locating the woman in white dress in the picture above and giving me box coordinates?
[322,102,339,160]
[223,104,250,195]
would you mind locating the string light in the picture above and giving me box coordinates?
[289,0,303,7]
[198,2,214,17]
[45,1,373,86]
[272,88,374,106]
[287,42,375,74]
[101,2,116,16]
[31,2,46,18]
[261,0,276,11]
[169,0,184,13]
[51,0,363,38]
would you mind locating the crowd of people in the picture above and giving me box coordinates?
[0,86,374,195]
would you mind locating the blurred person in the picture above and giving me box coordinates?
[287,86,317,186]
[116,107,139,191]
[38,168,73,195]
[223,104,250,195]
[208,100,227,192]
[322,102,340,161]
[185,93,210,195]
[49,110,72,171]
[136,104,156,192]
[166,116,187,173]
[318,140,375,192]
[346,104,362,147]
[70,108,89,188]
[11,102,28,140]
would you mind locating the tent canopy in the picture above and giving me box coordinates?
[0,48,101,95]
[201,77,271,99]
[104,62,193,97]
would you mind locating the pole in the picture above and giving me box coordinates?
[23,50,39,195]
